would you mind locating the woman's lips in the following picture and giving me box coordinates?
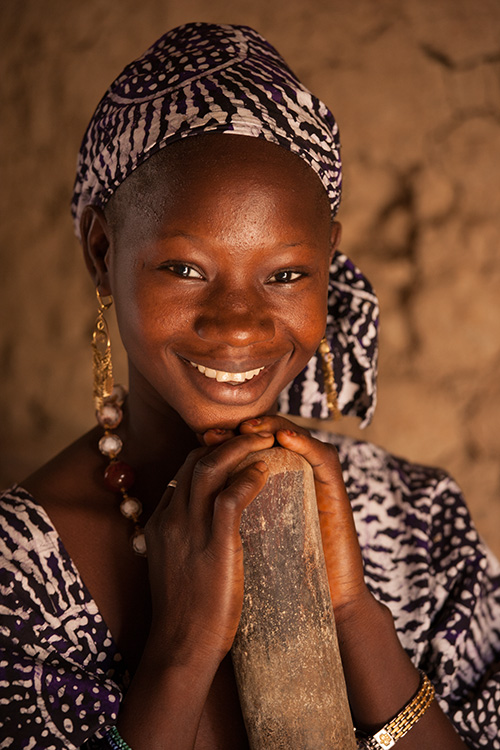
[188,359,265,384]
[176,352,289,406]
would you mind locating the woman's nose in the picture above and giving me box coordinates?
[194,289,275,346]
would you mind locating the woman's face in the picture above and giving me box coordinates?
[94,135,338,432]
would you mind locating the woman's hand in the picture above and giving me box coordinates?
[144,430,275,669]
[239,414,370,621]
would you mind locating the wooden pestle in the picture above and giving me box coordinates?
[231,447,356,750]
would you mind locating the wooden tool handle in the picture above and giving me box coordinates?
[231,447,356,749]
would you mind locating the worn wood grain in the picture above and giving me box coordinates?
[232,447,355,749]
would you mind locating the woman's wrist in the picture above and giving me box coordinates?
[115,645,218,750]
[332,585,383,630]
[333,591,421,731]
[354,670,435,748]
[143,623,229,682]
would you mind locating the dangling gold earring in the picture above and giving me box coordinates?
[318,336,341,421]
[91,293,146,556]
[92,289,114,411]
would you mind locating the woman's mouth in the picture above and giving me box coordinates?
[173,351,293,410]
[188,360,265,385]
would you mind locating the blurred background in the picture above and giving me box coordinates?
[1,0,499,555]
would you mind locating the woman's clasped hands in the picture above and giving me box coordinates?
[144,415,372,674]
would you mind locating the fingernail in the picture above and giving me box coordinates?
[283,429,297,437]
[245,418,261,426]
[210,428,227,435]
[257,431,273,438]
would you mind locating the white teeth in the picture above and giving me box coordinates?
[189,361,265,383]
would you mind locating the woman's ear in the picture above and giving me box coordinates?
[329,221,342,262]
[80,205,113,295]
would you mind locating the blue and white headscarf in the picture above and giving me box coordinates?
[72,22,378,425]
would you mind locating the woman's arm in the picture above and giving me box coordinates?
[335,594,465,748]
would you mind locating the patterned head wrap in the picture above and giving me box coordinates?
[72,22,378,425]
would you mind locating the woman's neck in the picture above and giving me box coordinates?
[116,368,200,512]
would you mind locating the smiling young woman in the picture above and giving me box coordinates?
[83,135,338,433]
[0,22,499,750]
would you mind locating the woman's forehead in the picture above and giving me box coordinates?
[118,134,328,196]
[105,134,331,235]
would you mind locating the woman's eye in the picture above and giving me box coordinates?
[163,263,204,279]
[270,270,304,283]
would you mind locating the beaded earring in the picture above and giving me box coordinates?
[92,289,147,556]
[318,336,341,421]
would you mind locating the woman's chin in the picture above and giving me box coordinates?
[181,400,279,435]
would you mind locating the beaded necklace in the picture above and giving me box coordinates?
[96,385,147,556]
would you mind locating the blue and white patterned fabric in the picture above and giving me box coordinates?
[71,23,342,237]
[1,434,500,749]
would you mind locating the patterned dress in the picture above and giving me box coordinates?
[1,434,499,749]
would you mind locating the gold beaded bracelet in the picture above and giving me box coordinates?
[355,671,435,749]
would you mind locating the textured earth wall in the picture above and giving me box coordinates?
[1,0,499,556]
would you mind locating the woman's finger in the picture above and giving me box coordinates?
[188,431,275,529]
[148,431,274,551]
[210,460,269,549]
[239,414,311,438]
[202,427,236,446]
[150,445,206,518]
[275,429,346,499]
[274,429,367,611]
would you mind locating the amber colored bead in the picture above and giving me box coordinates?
[104,461,135,492]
